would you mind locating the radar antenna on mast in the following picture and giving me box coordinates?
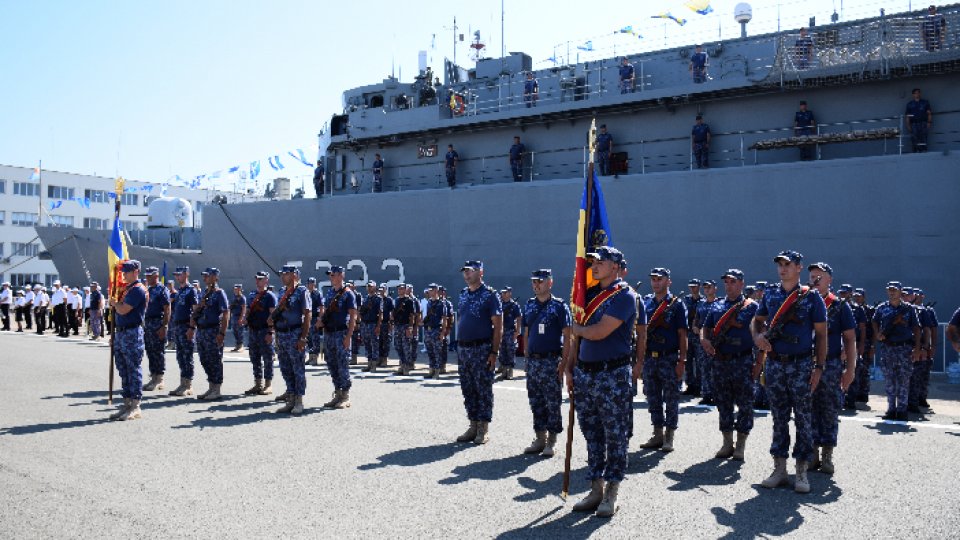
[470,30,486,62]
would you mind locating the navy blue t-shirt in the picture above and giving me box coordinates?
[116,282,147,328]
[703,295,759,355]
[824,295,856,358]
[950,307,960,327]
[445,150,459,167]
[89,289,103,310]
[509,143,525,160]
[275,286,310,330]
[692,123,711,142]
[619,64,634,80]
[144,283,170,319]
[872,301,920,343]
[360,294,383,323]
[523,296,571,355]
[229,294,246,316]
[644,292,688,354]
[322,286,355,329]
[905,99,932,123]
[579,280,638,362]
[502,300,521,332]
[309,288,323,317]
[457,284,502,341]
[381,296,395,322]
[595,132,613,154]
[690,51,707,70]
[173,285,198,322]
[423,298,448,328]
[246,290,277,328]
[195,288,229,327]
[757,284,827,355]
[392,296,416,325]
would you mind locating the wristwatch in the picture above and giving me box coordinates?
[813,364,825,370]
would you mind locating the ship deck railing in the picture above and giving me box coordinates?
[359,9,960,125]
[324,109,960,194]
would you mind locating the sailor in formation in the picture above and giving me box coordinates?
[142,266,171,392]
[191,268,230,401]
[108,260,147,421]
[169,266,198,397]
[497,287,521,380]
[359,280,383,373]
[243,271,277,396]
[272,266,312,415]
[320,265,357,409]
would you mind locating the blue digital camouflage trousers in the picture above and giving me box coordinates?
[878,343,912,413]
[526,356,563,433]
[307,324,323,355]
[352,325,362,356]
[909,359,933,407]
[277,330,306,396]
[230,314,244,348]
[699,347,714,399]
[324,329,351,391]
[408,330,419,364]
[394,324,411,367]
[847,354,871,402]
[379,324,392,360]
[642,353,681,429]
[247,327,275,380]
[197,327,224,384]
[575,364,632,483]
[812,357,843,447]
[498,330,517,369]
[712,352,755,433]
[144,317,166,376]
[172,322,195,380]
[424,327,443,369]
[458,343,495,422]
[361,322,379,364]
[114,327,144,400]
[764,356,814,461]
[441,336,449,365]
[685,337,701,391]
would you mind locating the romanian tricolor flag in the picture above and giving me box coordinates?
[570,121,614,325]
[652,12,687,26]
[108,178,129,301]
[685,0,713,16]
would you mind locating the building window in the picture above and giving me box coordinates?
[83,217,109,230]
[85,189,108,203]
[0,179,5,193]
[10,273,41,288]
[0,210,5,225]
[12,242,40,257]
[0,243,4,257]
[11,212,38,227]
[49,215,74,228]
[120,193,138,206]
[44,274,60,288]
[47,185,76,199]
[119,220,140,231]
[13,182,40,197]
[143,195,158,207]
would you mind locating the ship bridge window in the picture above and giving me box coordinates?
[331,115,349,136]
[369,94,384,108]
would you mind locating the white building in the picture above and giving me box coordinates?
[0,164,243,289]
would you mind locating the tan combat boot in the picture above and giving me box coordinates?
[153,375,164,391]
[378,357,388,367]
[456,421,478,442]
[715,431,734,459]
[504,368,514,380]
[196,383,213,400]
[244,379,263,395]
[334,390,350,409]
[595,482,620,518]
[439,365,448,374]
[524,431,547,454]
[760,457,789,488]
[350,353,358,365]
[362,361,374,373]
[142,375,158,391]
[794,460,811,493]
[169,378,193,396]
[119,400,142,421]
[639,426,664,449]
[661,429,676,452]
[542,433,558,457]
[274,390,291,402]
[732,432,749,461]
[323,390,342,409]
[204,384,222,401]
[819,446,835,474]
[572,479,604,512]
[810,446,822,470]
[473,421,490,444]
[305,353,317,366]
[275,395,295,414]
[109,398,130,421]
[259,380,273,395]
[291,395,304,415]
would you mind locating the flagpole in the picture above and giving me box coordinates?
[107,178,124,405]
[37,160,42,227]
[562,120,598,500]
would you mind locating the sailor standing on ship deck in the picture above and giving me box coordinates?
[905,88,933,153]
[445,144,459,188]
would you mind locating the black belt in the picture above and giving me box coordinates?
[528,351,562,360]
[145,316,162,321]
[769,353,812,362]
[646,350,679,358]
[826,355,842,362]
[174,319,190,324]
[248,323,267,330]
[197,323,220,330]
[458,338,491,347]
[716,350,754,361]
[276,326,300,333]
[361,319,380,325]
[325,325,347,332]
[885,339,912,347]
[116,324,141,331]
[578,355,631,373]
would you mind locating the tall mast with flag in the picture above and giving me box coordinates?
[106,176,128,404]
[563,118,614,499]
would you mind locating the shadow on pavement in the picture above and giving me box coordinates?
[711,478,842,538]
[170,407,319,430]
[515,468,589,502]
[357,442,472,471]
[863,421,918,435]
[41,390,110,401]
[0,418,110,436]
[439,453,542,485]
[664,458,743,491]
[627,449,667,474]
[495,504,609,539]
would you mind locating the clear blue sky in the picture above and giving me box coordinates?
[0,0,917,190]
